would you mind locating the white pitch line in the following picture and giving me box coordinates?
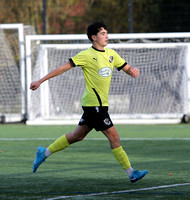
[45,183,190,200]
[0,138,57,141]
[0,137,190,141]
[86,138,190,141]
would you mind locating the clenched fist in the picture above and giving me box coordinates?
[130,67,139,78]
[30,81,41,91]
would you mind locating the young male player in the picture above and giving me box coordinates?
[30,22,148,183]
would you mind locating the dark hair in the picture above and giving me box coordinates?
[87,22,107,42]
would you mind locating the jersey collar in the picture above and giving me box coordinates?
[92,46,105,52]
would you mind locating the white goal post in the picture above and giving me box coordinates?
[0,23,25,122]
[0,23,37,123]
[25,32,190,93]
[26,43,190,125]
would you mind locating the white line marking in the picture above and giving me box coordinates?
[86,138,190,141]
[45,183,190,200]
[1,138,190,141]
[0,138,56,141]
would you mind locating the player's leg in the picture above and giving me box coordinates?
[48,125,91,154]
[102,126,132,170]
[32,125,91,173]
[66,125,92,144]
[102,126,148,183]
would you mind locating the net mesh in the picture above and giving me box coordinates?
[0,25,36,120]
[0,29,21,115]
[29,44,187,121]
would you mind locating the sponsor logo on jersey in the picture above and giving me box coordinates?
[98,67,112,77]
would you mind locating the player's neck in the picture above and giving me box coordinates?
[92,46,105,52]
[92,43,105,51]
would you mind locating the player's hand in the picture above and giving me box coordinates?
[130,67,139,78]
[30,81,41,90]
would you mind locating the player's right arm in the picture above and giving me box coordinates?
[30,61,72,91]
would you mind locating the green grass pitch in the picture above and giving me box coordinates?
[0,124,190,199]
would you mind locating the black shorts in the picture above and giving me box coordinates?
[78,106,114,131]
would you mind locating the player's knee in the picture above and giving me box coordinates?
[70,132,85,142]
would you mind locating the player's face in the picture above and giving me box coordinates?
[93,28,108,49]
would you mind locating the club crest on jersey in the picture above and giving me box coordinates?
[98,67,112,77]
[109,56,113,63]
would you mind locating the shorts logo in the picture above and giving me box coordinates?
[98,67,112,77]
[79,118,84,123]
[104,118,111,125]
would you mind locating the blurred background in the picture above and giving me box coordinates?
[0,0,190,34]
[1,0,190,124]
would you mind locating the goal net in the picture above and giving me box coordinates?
[27,43,190,125]
[0,24,36,123]
[0,28,21,122]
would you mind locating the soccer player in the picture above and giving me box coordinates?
[30,22,148,183]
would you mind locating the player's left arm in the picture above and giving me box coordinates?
[122,64,140,78]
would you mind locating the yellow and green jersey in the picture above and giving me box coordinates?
[69,46,127,107]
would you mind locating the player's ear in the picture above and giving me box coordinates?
[91,35,96,41]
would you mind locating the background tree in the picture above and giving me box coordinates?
[0,0,190,34]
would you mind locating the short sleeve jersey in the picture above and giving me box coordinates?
[69,46,126,107]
